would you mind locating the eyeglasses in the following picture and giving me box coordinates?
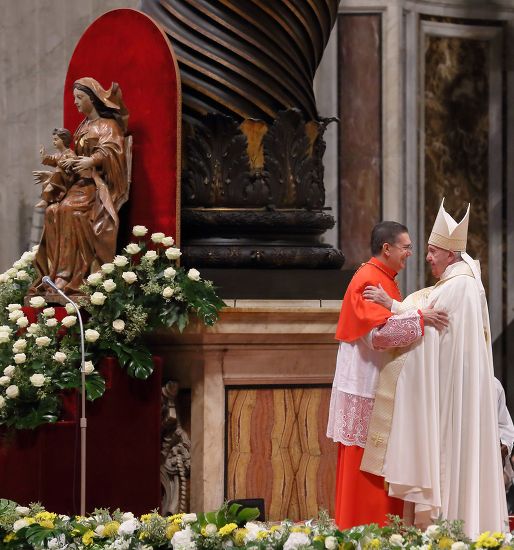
[390,244,413,251]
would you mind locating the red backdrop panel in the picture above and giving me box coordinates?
[64,8,181,246]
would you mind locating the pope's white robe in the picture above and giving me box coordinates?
[361,260,508,537]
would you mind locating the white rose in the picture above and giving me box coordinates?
[53,351,67,363]
[12,339,26,352]
[165,247,182,260]
[171,526,193,549]
[114,255,129,267]
[103,279,117,293]
[14,353,26,364]
[35,336,51,347]
[45,318,58,327]
[162,287,174,299]
[0,325,13,334]
[0,376,11,386]
[27,323,40,335]
[164,267,176,279]
[84,360,95,374]
[122,512,134,521]
[65,303,76,314]
[132,225,148,237]
[43,307,55,317]
[85,329,100,343]
[0,331,11,344]
[122,271,137,284]
[283,532,310,550]
[0,396,5,409]
[144,250,158,262]
[125,243,141,255]
[16,316,29,328]
[0,273,9,283]
[61,315,77,328]
[101,263,115,274]
[451,543,467,550]
[7,304,22,312]
[8,310,24,321]
[4,365,15,377]
[13,260,26,270]
[187,268,201,281]
[325,536,338,550]
[16,270,30,281]
[112,319,125,332]
[6,268,18,277]
[87,272,103,286]
[425,525,440,540]
[389,534,404,546]
[21,251,35,262]
[151,232,165,243]
[32,245,39,253]
[29,296,46,308]
[30,373,46,387]
[13,518,29,531]
[90,292,107,306]
[6,385,19,399]
[95,525,106,536]
[15,506,30,516]
[182,513,197,524]
[118,518,139,536]
[162,236,174,246]
[205,523,218,535]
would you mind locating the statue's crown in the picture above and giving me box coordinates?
[428,198,470,252]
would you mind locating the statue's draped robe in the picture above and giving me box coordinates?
[35,117,126,294]
[362,261,508,537]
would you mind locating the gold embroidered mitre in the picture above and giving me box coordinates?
[428,198,470,252]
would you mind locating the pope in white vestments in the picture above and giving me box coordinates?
[361,199,508,537]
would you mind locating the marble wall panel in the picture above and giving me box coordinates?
[338,14,382,268]
[226,387,337,522]
[423,34,490,290]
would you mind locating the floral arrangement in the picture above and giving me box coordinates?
[0,499,511,550]
[0,226,225,430]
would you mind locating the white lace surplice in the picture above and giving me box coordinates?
[327,309,422,447]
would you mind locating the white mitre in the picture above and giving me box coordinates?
[428,198,470,252]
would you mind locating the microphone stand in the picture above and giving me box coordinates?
[42,276,87,516]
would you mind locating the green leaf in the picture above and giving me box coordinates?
[85,372,106,401]
[126,347,154,379]
[236,507,260,524]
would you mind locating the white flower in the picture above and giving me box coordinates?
[425,525,441,540]
[15,506,30,516]
[12,339,26,352]
[122,512,134,521]
[13,518,29,531]
[0,273,9,283]
[85,329,100,343]
[87,272,103,286]
[6,385,19,398]
[8,310,24,321]
[451,543,467,550]
[16,270,31,281]
[389,534,404,546]
[118,518,139,536]
[29,296,46,308]
[162,236,174,246]
[53,352,67,363]
[171,526,193,549]
[14,353,26,364]
[164,267,176,279]
[101,263,115,274]
[94,524,106,536]
[182,513,197,523]
[32,245,39,252]
[43,307,55,317]
[122,271,137,284]
[103,279,117,292]
[0,396,5,409]
[16,316,29,328]
[27,323,40,335]
[0,325,13,334]
[114,255,129,267]
[162,286,174,299]
[7,304,22,312]
[187,268,200,281]
[13,260,26,270]
[244,523,262,542]
[65,303,76,314]
[151,232,165,243]
[30,373,46,387]
[112,319,125,332]
[0,331,11,344]
[504,534,513,545]
[165,247,182,260]
[132,225,148,237]
[125,243,141,255]
[84,361,95,374]
[21,251,36,262]
[205,523,218,535]
[0,376,10,386]
[144,250,158,262]
[61,315,77,328]
[90,292,107,305]
[283,532,311,550]
[46,318,58,327]
[325,536,338,550]
[35,336,51,347]
[4,365,15,377]
[6,267,18,277]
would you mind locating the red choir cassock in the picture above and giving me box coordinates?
[334,257,403,528]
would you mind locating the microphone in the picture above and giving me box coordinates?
[41,276,87,516]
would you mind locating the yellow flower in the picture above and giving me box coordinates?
[168,513,185,522]
[139,531,150,540]
[103,521,120,538]
[257,530,269,539]
[82,530,95,546]
[219,523,238,537]
[438,537,454,549]
[314,535,325,542]
[166,523,181,539]
[35,512,57,522]
[140,513,156,523]
[39,520,54,529]
[25,518,36,525]
[493,533,505,541]
[270,526,282,533]
[370,538,382,549]
[233,528,248,546]
[3,533,17,542]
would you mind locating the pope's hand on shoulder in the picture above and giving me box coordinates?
[363,283,392,310]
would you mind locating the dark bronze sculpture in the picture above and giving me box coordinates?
[30,77,130,297]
